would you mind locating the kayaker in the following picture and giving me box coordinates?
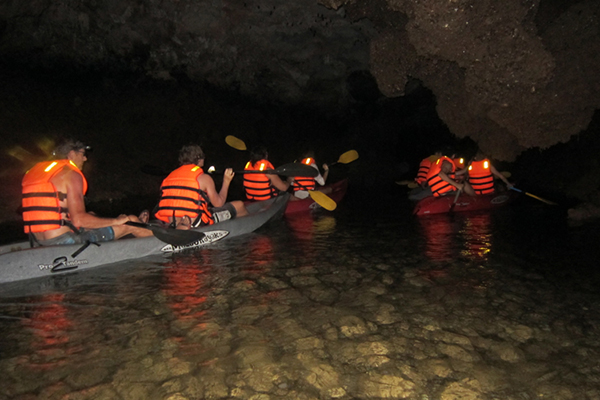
[289,151,331,200]
[155,144,248,229]
[426,156,475,197]
[467,150,513,195]
[22,138,153,246]
[414,150,442,187]
[243,145,290,201]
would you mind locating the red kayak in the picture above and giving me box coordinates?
[413,190,515,216]
[285,179,349,215]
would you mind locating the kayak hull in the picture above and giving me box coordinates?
[0,194,289,286]
[413,191,514,216]
[284,179,348,215]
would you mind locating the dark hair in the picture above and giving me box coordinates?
[178,144,205,165]
[52,138,90,159]
[249,145,268,166]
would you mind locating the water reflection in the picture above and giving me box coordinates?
[286,214,336,242]
[163,256,208,323]
[459,212,493,261]
[417,211,494,262]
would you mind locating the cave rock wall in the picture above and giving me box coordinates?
[1,0,599,160]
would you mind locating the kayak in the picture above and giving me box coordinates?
[413,191,514,216]
[0,194,289,285]
[285,179,349,215]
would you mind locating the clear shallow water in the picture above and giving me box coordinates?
[1,190,600,399]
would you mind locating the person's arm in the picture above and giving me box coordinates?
[199,169,234,207]
[65,171,129,228]
[316,163,329,185]
[439,171,464,190]
[490,164,513,188]
[267,173,290,192]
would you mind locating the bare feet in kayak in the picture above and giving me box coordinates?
[138,210,150,224]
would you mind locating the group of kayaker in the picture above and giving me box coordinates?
[21,138,331,246]
[408,147,513,201]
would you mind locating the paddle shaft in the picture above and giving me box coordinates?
[510,187,557,205]
[125,221,206,246]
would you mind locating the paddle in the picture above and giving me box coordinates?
[449,187,462,213]
[308,190,337,211]
[225,135,248,151]
[208,163,318,177]
[396,180,419,189]
[329,150,359,166]
[510,187,557,205]
[125,221,206,246]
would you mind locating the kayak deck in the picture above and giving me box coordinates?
[0,194,289,286]
[413,191,514,216]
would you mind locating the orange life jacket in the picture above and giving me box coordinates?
[22,160,88,233]
[453,157,465,170]
[415,157,434,185]
[426,156,457,197]
[292,158,316,191]
[468,159,494,194]
[155,164,214,226]
[244,159,277,201]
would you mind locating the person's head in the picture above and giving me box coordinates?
[441,146,456,159]
[301,149,315,159]
[179,144,205,166]
[474,149,487,161]
[441,159,454,173]
[53,138,90,170]
[249,145,268,165]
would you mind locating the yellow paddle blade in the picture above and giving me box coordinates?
[395,180,419,189]
[225,135,247,151]
[337,150,359,164]
[309,190,337,211]
[501,171,512,178]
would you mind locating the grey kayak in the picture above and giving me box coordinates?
[0,194,289,286]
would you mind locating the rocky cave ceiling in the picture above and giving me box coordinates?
[0,0,599,161]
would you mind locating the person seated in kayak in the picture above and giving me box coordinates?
[426,155,475,197]
[467,150,513,195]
[289,150,331,200]
[22,138,153,247]
[243,145,290,201]
[414,149,442,188]
[155,144,248,229]
[409,148,469,200]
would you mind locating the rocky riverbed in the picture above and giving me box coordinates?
[1,235,599,399]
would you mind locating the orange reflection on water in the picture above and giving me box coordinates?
[418,214,457,262]
[163,257,208,323]
[418,211,494,263]
[459,212,493,262]
[247,234,274,268]
[19,293,72,371]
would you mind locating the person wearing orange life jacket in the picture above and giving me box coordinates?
[155,144,248,229]
[243,146,290,201]
[22,138,152,247]
[414,150,442,187]
[467,150,513,195]
[426,156,475,197]
[289,151,331,200]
